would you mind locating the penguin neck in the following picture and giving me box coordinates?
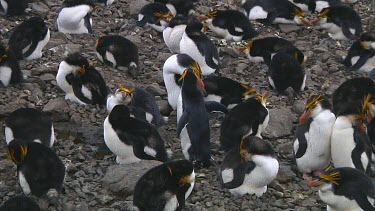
[185,24,203,35]
[181,81,202,100]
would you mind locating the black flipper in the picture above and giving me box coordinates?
[175,183,190,211]
[294,118,313,158]
[222,162,256,189]
[347,53,372,72]
[204,101,228,113]
[136,16,149,27]
[69,76,93,105]
[177,112,189,137]
[84,13,93,34]
[227,24,244,37]
[354,194,375,211]
[341,23,357,40]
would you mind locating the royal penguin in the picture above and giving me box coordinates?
[0,0,27,16]
[0,195,41,211]
[5,108,55,147]
[57,0,95,34]
[180,15,219,75]
[268,52,306,93]
[163,15,188,54]
[311,5,362,40]
[104,104,170,164]
[198,8,258,41]
[203,76,256,109]
[221,136,279,197]
[137,2,174,32]
[8,17,50,60]
[220,92,269,151]
[288,0,342,12]
[344,31,375,73]
[240,37,305,65]
[56,53,108,105]
[0,44,22,87]
[133,160,195,211]
[177,68,211,167]
[309,167,375,211]
[6,139,65,197]
[154,0,194,16]
[294,95,335,181]
[241,0,310,25]
[331,95,373,176]
[96,35,139,78]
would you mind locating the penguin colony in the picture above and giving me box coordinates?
[0,0,375,210]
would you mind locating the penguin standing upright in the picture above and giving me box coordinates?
[0,0,27,16]
[154,0,194,16]
[104,105,170,164]
[309,167,375,211]
[220,92,269,151]
[137,2,174,32]
[5,108,55,147]
[344,31,375,73]
[133,160,195,211]
[241,0,310,25]
[268,52,306,93]
[294,95,336,181]
[311,5,362,40]
[198,8,258,41]
[163,15,188,54]
[221,136,279,197]
[0,195,41,211]
[331,95,373,176]
[240,37,305,65]
[57,0,95,34]
[96,35,139,78]
[0,44,22,87]
[6,139,66,197]
[8,17,50,60]
[180,16,219,75]
[56,53,108,105]
[177,68,211,167]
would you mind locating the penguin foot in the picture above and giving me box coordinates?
[303,173,312,181]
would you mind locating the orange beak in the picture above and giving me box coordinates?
[198,15,208,21]
[310,18,320,25]
[197,79,207,96]
[262,91,269,98]
[308,180,324,187]
[299,109,312,124]
[95,39,99,46]
[302,18,310,26]
[239,46,248,52]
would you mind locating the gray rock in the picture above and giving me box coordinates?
[293,100,305,115]
[40,73,55,81]
[278,24,300,33]
[49,44,83,56]
[235,63,248,74]
[102,160,162,197]
[75,201,89,211]
[263,108,295,139]
[43,98,68,112]
[29,2,49,13]
[145,83,167,96]
[125,0,148,17]
[157,100,172,116]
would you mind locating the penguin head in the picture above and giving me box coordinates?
[299,94,331,123]
[239,41,253,54]
[64,53,90,76]
[241,84,256,101]
[239,136,275,163]
[360,94,375,125]
[110,104,131,117]
[0,45,9,64]
[359,32,375,50]
[197,8,219,32]
[281,48,306,65]
[154,8,173,25]
[252,90,269,106]
[311,8,330,25]
[165,160,195,187]
[179,62,206,95]
[7,140,28,165]
[186,15,204,33]
[291,7,310,25]
[114,84,134,106]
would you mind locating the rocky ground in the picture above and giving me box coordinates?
[0,0,375,210]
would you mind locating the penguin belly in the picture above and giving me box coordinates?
[204,94,222,104]
[177,93,183,122]
[0,66,12,87]
[229,156,279,197]
[331,121,357,169]
[179,125,192,160]
[248,6,268,20]
[56,63,73,94]
[19,171,31,195]
[358,57,375,73]
[205,20,238,41]
[315,1,329,12]
[103,117,140,164]
[58,5,91,34]
[163,25,186,53]
[318,184,362,211]
[25,29,50,60]
[321,23,355,40]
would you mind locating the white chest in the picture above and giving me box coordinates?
[25,29,50,60]
[0,65,12,87]
[331,118,356,168]
[248,6,268,20]
[179,124,191,160]
[163,25,186,54]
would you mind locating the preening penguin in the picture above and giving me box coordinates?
[203,76,256,109]
[268,52,306,93]
[220,136,279,197]
[133,160,195,211]
[294,95,335,181]
[344,31,375,73]
[198,8,258,41]
[0,195,41,211]
[177,68,211,167]
[0,0,27,16]
[5,108,55,147]
[220,92,269,151]
[137,2,174,32]
[309,167,375,211]
[0,44,22,87]
[163,15,188,54]
[104,105,170,164]
[154,0,194,16]
[57,0,95,34]
[96,35,139,78]
[56,53,108,105]
[289,0,342,12]
[180,15,219,75]
[240,37,305,65]
[311,5,362,40]
[331,95,373,176]
[241,0,309,25]
[8,17,50,60]
[6,139,65,197]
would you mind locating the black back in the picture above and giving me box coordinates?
[61,0,95,8]
[294,117,313,158]
[0,195,41,211]
[0,44,22,86]
[361,31,375,43]
[137,3,170,26]
[168,14,188,28]
[155,0,194,16]
[325,5,362,37]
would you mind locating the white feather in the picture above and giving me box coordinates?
[81,85,92,100]
[179,124,191,160]
[106,0,115,5]
[221,168,234,183]
[204,94,222,103]
[105,51,116,67]
[57,5,91,34]
[163,25,186,53]
[268,76,276,90]
[144,146,157,157]
[0,0,8,14]
[248,6,268,20]
[19,172,31,195]
[163,55,185,110]
[5,127,14,144]
[204,19,240,41]
[316,1,329,12]
[56,61,75,93]
[318,183,363,211]
[25,29,50,60]
[50,125,55,147]
[0,66,12,87]
[165,4,176,16]
[96,52,104,62]
[320,21,354,40]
